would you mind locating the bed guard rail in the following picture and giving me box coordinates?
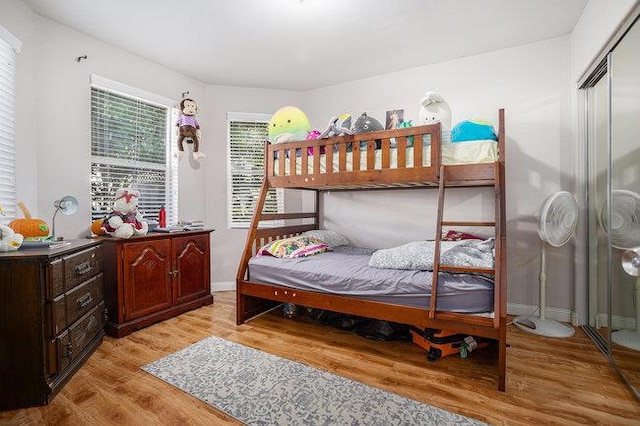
[236,184,318,282]
[265,123,442,189]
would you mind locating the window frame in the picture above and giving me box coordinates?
[89,75,178,225]
[227,112,283,229]
[0,25,21,222]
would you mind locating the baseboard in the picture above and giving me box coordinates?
[211,281,236,292]
[507,303,573,323]
[596,312,636,330]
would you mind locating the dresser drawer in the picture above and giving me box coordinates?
[66,274,104,328]
[64,247,103,291]
[68,301,105,362]
[48,274,104,337]
[49,302,104,376]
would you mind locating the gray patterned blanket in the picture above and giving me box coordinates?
[369,238,495,271]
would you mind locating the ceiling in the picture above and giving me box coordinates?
[24,0,587,91]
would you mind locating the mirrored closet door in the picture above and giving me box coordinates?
[584,13,640,399]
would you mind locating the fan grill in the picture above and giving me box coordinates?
[538,191,578,247]
[600,190,640,250]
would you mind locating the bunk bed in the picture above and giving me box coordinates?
[236,109,507,391]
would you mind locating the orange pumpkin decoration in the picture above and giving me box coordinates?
[9,202,50,237]
[91,219,106,236]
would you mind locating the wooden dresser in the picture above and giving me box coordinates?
[0,240,105,411]
[100,229,213,338]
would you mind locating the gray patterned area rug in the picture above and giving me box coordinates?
[142,336,486,426]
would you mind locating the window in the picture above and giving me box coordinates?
[90,76,178,224]
[227,113,283,228]
[0,26,20,222]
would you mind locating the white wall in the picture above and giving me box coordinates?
[571,0,638,84]
[302,37,574,311]
[202,85,300,289]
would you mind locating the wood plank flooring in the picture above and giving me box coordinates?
[2,291,639,425]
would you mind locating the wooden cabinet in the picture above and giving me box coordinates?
[0,240,105,411]
[101,230,213,337]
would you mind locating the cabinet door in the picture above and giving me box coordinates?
[123,239,172,320]
[173,234,210,304]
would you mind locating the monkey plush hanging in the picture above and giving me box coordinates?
[176,98,206,160]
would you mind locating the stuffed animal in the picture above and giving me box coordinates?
[451,119,498,142]
[268,106,311,144]
[306,130,321,140]
[177,98,206,160]
[396,120,414,147]
[305,130,325,155]
[0,224,23,251]
[351,112,383,134]
[418,92,452,143]
[319,113,353,139]
[352,113,384,149]
[101,188,149,239]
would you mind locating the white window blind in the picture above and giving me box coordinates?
[227,114,283,228]
[0,33,18,222]
[90,83,178,224]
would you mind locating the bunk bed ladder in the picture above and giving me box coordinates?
[428,165,497,320]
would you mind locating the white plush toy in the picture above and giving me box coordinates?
[0,224,24,251]
[101,188,149,239]
[418,92,452,142]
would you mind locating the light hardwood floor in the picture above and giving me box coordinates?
[2,291,639,425]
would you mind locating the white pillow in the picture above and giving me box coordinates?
[303,229,349,248]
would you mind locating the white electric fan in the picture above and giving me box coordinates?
[514,191,578,337]
[601,189,640,350]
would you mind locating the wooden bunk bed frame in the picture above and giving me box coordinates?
[236,109,507,391]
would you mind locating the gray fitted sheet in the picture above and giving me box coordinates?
[248,246,494,313]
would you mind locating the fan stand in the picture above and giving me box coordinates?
[514,243,575,338]
[611,277,640,351]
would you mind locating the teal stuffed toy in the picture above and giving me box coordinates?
[397,120,414,147]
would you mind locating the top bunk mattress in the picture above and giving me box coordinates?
[274,140,498,175]
[248,246,494,313]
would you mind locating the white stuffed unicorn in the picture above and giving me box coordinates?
[418,91,452,143]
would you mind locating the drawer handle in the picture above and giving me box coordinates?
[75,262,92,275]
[76,293,94,308]
[65,342,73,360]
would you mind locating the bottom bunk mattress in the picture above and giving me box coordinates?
[248,246,494,313]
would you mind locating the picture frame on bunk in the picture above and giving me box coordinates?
[385,109,404,130]
[236,109,506,391]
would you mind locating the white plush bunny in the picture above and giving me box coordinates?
[418,91,452,133]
